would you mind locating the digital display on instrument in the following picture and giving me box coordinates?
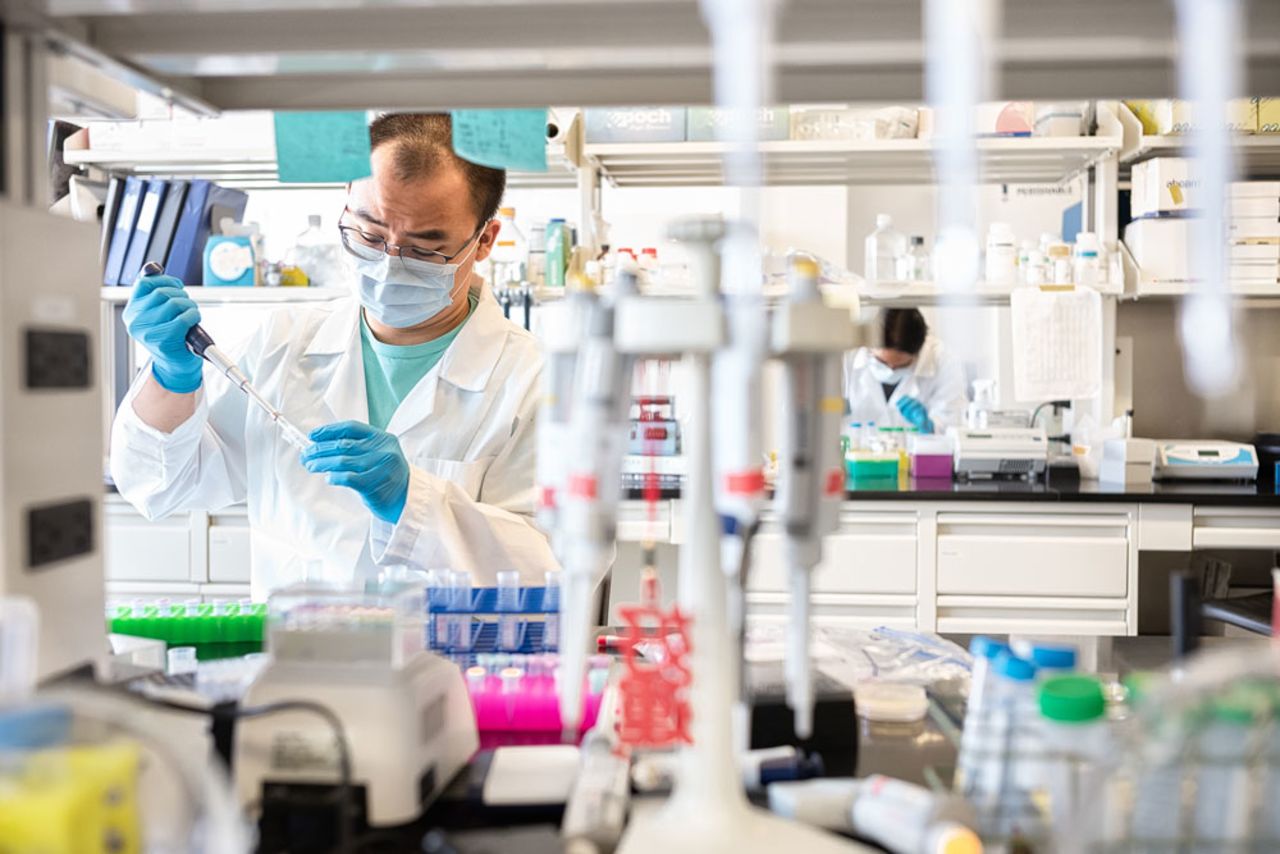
[1198,450,1220,458]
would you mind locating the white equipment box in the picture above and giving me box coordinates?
[1154,441,1259,481]
[950,427,1049,480]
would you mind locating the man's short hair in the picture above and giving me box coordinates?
[882,308,929,356]
[368,113,507,227]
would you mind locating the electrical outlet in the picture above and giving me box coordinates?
[25,328,91,389]
[26,498,94,570]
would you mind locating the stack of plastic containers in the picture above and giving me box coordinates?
[107,600,266,659]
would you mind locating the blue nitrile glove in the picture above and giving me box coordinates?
[896,396,934,434]
[122,273,204,393]
[302,421,411,524]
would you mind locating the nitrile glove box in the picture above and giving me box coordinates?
[584,107,687,143]
[687,107,790,141]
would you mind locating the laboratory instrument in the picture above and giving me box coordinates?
[949,427,1049,480]
[234,584,478,828]
[769,776,981,854]
[1099,438,1157,486]
[631,745,820,794]
[772,255,855,738]
[556,265,639,738]
[139,261,309,451]
[1154,440,1259,480]
[561,678,630,853]
[0,202,106,680]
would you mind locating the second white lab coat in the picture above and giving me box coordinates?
[843,339,968,432]
[110,288,558,598]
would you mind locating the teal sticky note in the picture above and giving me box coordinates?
[273,111,372,183]
[452,109,548,172]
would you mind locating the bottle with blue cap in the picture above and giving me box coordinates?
[978,651,1047,843]
[954,636,1011,798]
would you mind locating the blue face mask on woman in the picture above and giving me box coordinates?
[347,233,481,328]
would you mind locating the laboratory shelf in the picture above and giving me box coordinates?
[1119,133,1280,177]
[586,136,1122,187]
[66,143,582,190]
[100,286,350,304]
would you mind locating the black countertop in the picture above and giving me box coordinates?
[625,477,1280,506]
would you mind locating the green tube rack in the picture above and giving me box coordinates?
[107,601,266,660]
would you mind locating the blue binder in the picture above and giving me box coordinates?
[120,179,170,285]
[103,176,144,286]
[166,180,249,286]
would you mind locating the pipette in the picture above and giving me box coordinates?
[139,262,310,451]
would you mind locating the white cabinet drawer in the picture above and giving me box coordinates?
[208,514,252,583]
[749,513,917,595]
[747,592,917,630]
[1192,507,1280,549]
[104,507,191,582]
[936,513,1129,598]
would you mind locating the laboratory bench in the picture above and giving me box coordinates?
[104,478,1280,640]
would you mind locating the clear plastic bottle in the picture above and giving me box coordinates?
[1072,231,1102,288]
[1048,242,1073,284]
[1036,675,1109,842]
[544,218,570,288]
[492,207,528,287]
[985,222,1018,285]
[864,213,908,283]
[955,636,1011,798]
[897,235,930,281]
[284,214,343,288]
[527,222,547,287]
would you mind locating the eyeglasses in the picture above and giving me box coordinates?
[337,213,486,266]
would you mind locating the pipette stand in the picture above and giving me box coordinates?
[612,219,871,854]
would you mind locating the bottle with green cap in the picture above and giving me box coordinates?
[1037,675,1111,844]
[1191,682,1269,848]
[1123,670,1185,846]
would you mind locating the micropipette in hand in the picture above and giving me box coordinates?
[140,262,310,451]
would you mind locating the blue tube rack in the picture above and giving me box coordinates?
[426,585,559,658]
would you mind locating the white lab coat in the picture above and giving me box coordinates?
[843,339,967,432]
[110,287,558,598]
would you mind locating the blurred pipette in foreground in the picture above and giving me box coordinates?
[140,262,309,451]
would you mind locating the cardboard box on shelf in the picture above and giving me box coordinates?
[1125,99,1257,135]
[789,105,917,141]
[1131,157,1196,217]
[687,107,790,142]
[1230,241,1280,262]
[584,107,687,143]
[1229,217,1280,240]
[1256,98,1280,133]
[1230,196,1280,218]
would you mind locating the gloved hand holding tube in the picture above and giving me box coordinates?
[896,395,934,434]
[301,421,411,524]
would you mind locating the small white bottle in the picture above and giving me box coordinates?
[985,222,1018,285]
[1072,231,1102,287]
[864,214,908,283]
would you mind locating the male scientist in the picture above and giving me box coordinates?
[111,113,557,596]
[844,308,967,434]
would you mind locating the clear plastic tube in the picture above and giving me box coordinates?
[543,570,561,652]
[497,570,521,651]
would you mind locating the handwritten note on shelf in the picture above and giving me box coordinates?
[273,111,372,184]
[1010,287,1103,401]
[452,109,548,172]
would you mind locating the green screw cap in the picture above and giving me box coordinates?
[1039,675,1106,723]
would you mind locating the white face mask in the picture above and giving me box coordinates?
[869,357,912,385]
[347,234,480,329]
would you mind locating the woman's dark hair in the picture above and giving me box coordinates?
[882,308,929,356]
